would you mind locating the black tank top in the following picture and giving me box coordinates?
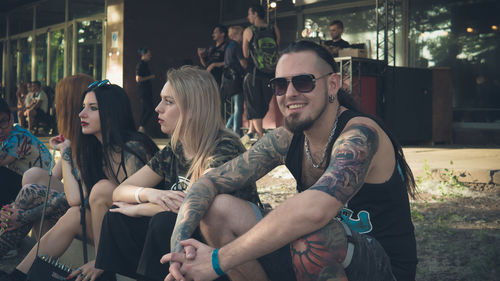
[285,110,417,280]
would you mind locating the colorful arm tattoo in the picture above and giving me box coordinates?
[310,124,379,204]
[170,128,293,254]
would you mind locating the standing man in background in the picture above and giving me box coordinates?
[136,48,155,134]
[222,26,247,137]
[198,25,229,86]
[322,20,350,57]
[242,4,280,140]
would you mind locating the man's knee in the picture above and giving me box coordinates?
[202,194,240,223]
[291,220,348,280]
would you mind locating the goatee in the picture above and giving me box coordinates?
[285,117,314,135]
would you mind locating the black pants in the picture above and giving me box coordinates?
[139,89,154,127]
[96,209,229,281]
[0,167,22,206]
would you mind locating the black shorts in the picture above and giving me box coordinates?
[243,72,273,120]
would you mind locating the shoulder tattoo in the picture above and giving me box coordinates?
[310,124,379,204]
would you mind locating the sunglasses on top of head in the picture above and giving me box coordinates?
[268,72,333,96]
[87,79,111,90]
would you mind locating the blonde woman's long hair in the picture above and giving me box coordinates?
[167,66,226,185]
[55,74,95,156]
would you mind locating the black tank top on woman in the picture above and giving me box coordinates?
[285,110,417,281]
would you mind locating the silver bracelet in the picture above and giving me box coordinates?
[135,187,144,204]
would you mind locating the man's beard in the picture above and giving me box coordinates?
[284,100,328,134]
[285,116,314,134]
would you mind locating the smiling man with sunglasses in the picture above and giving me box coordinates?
[0,98,52,207]
[163,40,418,281]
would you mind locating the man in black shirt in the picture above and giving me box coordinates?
[164,41,417,281]
[198,25,228,86]
[322,20,350,57]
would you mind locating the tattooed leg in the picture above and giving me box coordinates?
[14,184,68,225]
[291,219,348,281]
[0,224,31,258]
[0,184,68,257]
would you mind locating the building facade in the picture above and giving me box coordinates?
[1,0,498,142]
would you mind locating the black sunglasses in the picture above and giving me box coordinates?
[268,72,333,96]
[87,79,111,90]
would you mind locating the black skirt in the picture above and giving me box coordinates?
[96,209,228,281]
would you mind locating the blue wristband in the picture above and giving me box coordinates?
[211,248,226,276]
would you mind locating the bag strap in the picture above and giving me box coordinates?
[34,148,57,258]
[77,179,88,263]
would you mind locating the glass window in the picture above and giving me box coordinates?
[66,24,73,76]
[76,20,102,79]
[9,7,34,35]
[19,37,32,83]
[409,0,500,115]
[35,33,48,84]
[9,40,18,96]
[70,0,105,20]
[36,0,66,28]
[303,5,402,61]
[49,30,65,87]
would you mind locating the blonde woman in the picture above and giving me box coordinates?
[95,66,261,281]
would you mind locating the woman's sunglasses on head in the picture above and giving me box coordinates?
[87,79,111,90]
[268,72,333,96]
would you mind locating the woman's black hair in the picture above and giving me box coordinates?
[138,47,150,56]
[76,84,158,191]
[281,40,418,199]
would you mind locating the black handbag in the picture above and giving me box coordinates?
[220,67,242,100]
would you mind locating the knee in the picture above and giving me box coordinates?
[21,167,49,186]
[202,194,235,225]
[200,194,243,238]
[58,206,81,226]
[89,179,115,209]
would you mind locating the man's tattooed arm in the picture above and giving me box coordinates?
[310,124,379,204]
[170,127,293,253]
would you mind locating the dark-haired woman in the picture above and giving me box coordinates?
[136,48,155,133]
[7,82,158,281]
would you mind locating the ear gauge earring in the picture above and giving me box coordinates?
[328,95,335,103]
